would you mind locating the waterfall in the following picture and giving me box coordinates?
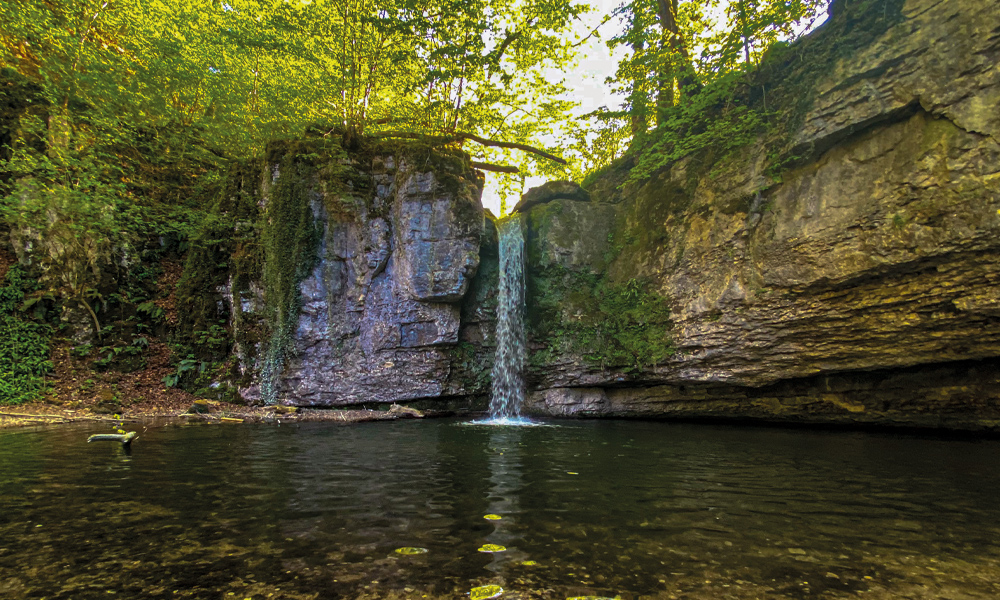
[488,215,527,422]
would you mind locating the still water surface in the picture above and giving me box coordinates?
[1,419,999,599]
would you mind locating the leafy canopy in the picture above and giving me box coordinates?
[0,0,585,156]
[0,0,588,306]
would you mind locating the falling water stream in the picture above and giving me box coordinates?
[484,215,530,424]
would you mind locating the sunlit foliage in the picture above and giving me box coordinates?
[0,0,584,154]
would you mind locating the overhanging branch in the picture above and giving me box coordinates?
[471,161,519,173]
[375,131,567,165]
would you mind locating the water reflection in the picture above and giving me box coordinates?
[482,427,528,572]
[1,420,1000,600]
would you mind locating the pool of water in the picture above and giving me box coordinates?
[1,419,999,599]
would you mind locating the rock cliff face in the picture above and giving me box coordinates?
[235,145,496,407]
[219,0,997,429]
[521,0,1000,428]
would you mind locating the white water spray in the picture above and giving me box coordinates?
[485,215,531,424]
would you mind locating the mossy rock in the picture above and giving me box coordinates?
[93,388,122,414]
[186,399,213,414]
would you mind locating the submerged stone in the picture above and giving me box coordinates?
[470,584,504,600]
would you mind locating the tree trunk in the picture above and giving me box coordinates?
[738,0,752,65]
[87,431,137,445]
[629,12,648,136]
[655,0,697,125]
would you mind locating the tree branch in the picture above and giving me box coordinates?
[571,7,626,49]
[491,29,522,62]
[471,161,519,173]
[375,131,567,165]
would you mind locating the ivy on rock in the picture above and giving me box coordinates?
[0,265,53,405]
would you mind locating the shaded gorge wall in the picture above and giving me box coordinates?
[517,0,1000,429]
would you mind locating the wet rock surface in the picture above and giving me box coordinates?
[393,167,484,302]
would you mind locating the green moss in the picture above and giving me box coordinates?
[254,139,338,403]
[604,224,639,265]
[369,135,476,197]
[175,214,237,349]
[527,265,673,373]
[448,341,493,394]
[173,160,263,393]
[523,200,619,276]
[527,201,575,250]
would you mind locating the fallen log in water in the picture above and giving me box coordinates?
[87,431,138,445]
[0,412,67,420]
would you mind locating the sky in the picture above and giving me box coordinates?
[479,0,625,216]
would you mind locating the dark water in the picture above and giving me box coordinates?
[2,419,999,600]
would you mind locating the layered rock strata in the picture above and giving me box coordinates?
[522,0,1000,427]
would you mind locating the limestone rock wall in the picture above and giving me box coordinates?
[523,0,1000,428]
[238,149,496,406]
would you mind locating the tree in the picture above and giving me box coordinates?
[607,0,713,134]
[592,0,826,184]
[1,0,585,165]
